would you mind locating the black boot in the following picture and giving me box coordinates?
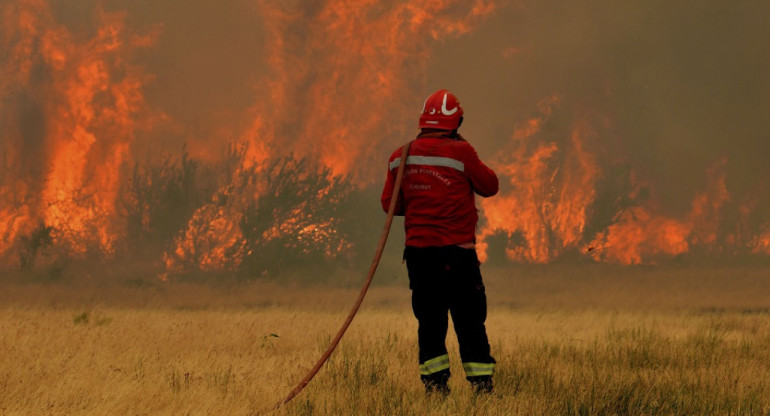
[425,380,451,397]
[422,371,451,397]
[468,375,493,394]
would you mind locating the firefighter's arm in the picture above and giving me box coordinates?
[380,155,405,215]
[461,143,499,197]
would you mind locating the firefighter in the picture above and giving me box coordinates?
[381,89,499,395]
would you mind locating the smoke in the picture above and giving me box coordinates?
[430,1,770,214]
[13,0,768,188]
[2,0,769,271]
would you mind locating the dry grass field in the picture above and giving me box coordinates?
[2,264,770,415]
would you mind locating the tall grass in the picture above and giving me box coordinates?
[1,277,769,415]
[292,311,770,415]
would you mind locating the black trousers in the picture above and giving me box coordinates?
[404,245,496,388]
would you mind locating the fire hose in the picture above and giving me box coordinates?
[271,141,412,411]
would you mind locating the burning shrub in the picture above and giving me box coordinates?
[9,223,69,281]
[162,149,356,280]
[235,156,354,278]
[16,223,54,270]
[122,146,221,262]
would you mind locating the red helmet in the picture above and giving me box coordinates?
[418,89,464,130]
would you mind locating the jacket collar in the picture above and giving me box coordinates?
[417,129,455,139]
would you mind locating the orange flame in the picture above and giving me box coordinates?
[242,0,498,181]
[478,99,744,265]
[586,207,690,265]
[2,0,769,273]
[587,160,730,264]
[169,0,499,272]
[478,96,600,263]
[755,233,770,255]
[0,0,155,259]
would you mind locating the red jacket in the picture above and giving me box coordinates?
[381,133,498,247]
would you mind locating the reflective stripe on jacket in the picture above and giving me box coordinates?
[381,134,498,247]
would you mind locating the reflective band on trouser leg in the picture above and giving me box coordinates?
[462,362,496,377]
[420,354,450,376]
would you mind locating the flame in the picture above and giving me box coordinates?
[165,202,244,272]
[477,99,746,265]
[168,0,499,271]
[242,0,498,181]
[586,207,690,265]
[755,233,770,255]
[0,0,156,261]
[586,160,730,264]
[2,0,770,273]
[40,10,153,254]
[478,96,600,263]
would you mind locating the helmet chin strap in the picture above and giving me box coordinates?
[449,117,464,139]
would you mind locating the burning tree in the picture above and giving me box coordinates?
[235,156,354,278]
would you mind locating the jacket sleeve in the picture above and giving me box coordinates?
[380,150,405,215]
[461,142,499,197]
